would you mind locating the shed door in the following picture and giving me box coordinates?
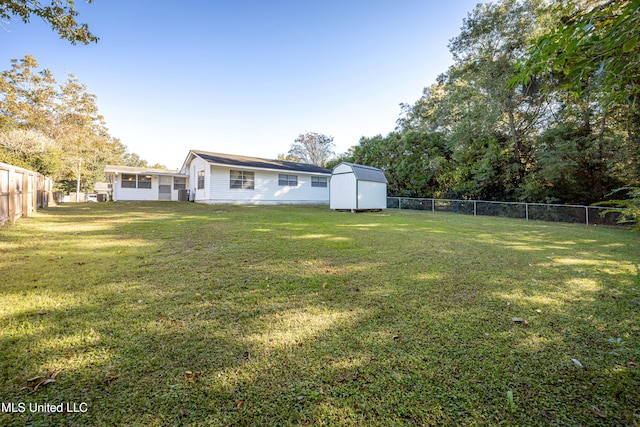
[158,176,171,201]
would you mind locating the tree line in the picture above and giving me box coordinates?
[0,55,159,193]
[329,0,639,207]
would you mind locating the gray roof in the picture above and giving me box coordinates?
[192,150,331,175]
[337,163,388,183]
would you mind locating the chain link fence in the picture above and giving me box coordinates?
[387,197,624,226]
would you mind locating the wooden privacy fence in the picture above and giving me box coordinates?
[0,162,54,225]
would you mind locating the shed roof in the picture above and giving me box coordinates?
[191,150,331,175]
[335,163,387,183]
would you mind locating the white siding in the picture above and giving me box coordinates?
[330,163,387,210]
[108,172,185,202]
[357,181,387,210]
[114,175,160,201]
[187,156,209,202]
[329,172,356,209]
[199,165,328,204]
[332,163,353,175]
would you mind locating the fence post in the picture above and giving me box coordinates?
[525,203,529,221]
[431,199,435,212]
[473,200,477,216]
[585,206,589,226]
[398,197,402,210]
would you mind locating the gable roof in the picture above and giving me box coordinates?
[190,150,331,175]
[335,162,388,183]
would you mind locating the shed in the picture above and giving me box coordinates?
[330,162,388,211]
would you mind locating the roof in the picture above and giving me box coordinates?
[191,150,331,174]
[104,165,182,176]
[334,162,388,183]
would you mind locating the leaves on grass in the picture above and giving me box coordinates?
[512,317,529,326]
[104,375,119,384]
[591,405,607,418]
[185,371,201,382]
[22,369,60,391]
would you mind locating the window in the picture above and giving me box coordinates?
[197,170,205,189]
[278,174,297,186]
[138,175,152,189]
[173,177,186,190]
[312,176,328,188]
[230,170,254,190]
[122,174,137,188]
[121,174,151,189]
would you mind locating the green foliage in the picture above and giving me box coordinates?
[0,0,98,44]
[0,55,149,190]
[352,131,450,198]
[595,187,640,230]
[352,0,638,206]
[515,0,640,107]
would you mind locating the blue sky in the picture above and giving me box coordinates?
[1,1,480,169]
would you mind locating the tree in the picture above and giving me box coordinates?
[0,128,60,175]
[0,55,152,193]
[287,132,335,167]
[0,0,98,44]
[515,0,640,109]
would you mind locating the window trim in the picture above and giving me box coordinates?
[138,175,152,189]
[121,174,137,188]
[121,173,152,189]
[173,177,186,190]
[278,174,298,186]
[197,170,205,190]
[229,170,255,190]
[311,176,328,188]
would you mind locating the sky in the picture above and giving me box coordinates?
[1,0,481,169]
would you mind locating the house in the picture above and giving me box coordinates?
[180,150,331,204]
[104,165,188,202]
[329,162,388,211]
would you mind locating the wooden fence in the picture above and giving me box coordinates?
[0,162,54,225]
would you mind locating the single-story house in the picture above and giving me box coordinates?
[104,165,188,202]
[181,150,331,204]
[329,162,388,211]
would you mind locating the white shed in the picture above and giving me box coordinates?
[330,162,388,211]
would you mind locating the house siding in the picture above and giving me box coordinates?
[204,165,328,204]
[106,172,185,202]
[187,156,209,202]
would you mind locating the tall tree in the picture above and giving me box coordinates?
[0,55,149,192]
[0,0,98,44]
[0,55,57,133]
[287,132,335,167]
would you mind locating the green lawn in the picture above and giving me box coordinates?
[1,202,638,426]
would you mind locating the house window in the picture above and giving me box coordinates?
[278,174,297,186]
[138,175,152,189]
[121,174,151,189]
[197,170,205,189]
[230,170,254,190]
[174,177,186,190]
[122,174,137,188]
[312,176,328,187]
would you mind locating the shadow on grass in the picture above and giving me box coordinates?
[0,203,638,426]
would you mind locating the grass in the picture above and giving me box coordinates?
[0,202,638,426]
